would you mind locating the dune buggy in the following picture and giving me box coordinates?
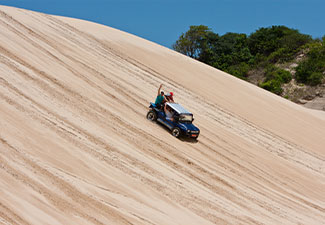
[146,102,200,139]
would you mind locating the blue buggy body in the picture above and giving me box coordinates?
[146,102,200,139]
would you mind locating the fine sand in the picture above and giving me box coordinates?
[0,6,324,225]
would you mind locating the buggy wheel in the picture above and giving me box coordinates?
[171,127,181,138]
[146,110,157,121]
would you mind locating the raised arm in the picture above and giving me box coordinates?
[157,84,163,96]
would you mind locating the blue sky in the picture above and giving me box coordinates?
[1,0,324,48]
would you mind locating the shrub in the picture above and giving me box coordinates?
[277,69,292,83]
[265,66,292,83]
[226,62,250,79]
[267,47,293,63]
[295,60,311,83]
[260,66,292,95]
[308,72,323,86]
[260,79,283,95]
[296,41,325,85]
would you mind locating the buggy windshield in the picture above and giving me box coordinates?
[179,114,193,122]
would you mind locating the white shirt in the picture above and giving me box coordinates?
[166,110,173,119]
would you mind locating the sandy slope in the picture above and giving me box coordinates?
[0,5,324,225]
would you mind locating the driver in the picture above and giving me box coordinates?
[164,104,174,121]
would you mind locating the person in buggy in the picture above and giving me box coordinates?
[164,104,174,121]
[165,92,174,103]
[154,84,165,109]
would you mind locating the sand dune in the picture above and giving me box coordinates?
[0,5,324,225]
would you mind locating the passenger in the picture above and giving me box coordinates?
[165,92,174,103]
[154,84,165,110]
[164,104,174,121]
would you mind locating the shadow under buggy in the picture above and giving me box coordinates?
[146,102,200,139]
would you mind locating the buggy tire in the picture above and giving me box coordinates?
[171,127,181,138]
[146,110,157,121]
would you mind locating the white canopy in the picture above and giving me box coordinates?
[167,103,192,115]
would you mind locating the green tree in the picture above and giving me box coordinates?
[248,25,311,61]
[173,24,318,87]
[172,25,211,58]
[173,27,253,78]
[200,32,253,77]
[197,31,220,65]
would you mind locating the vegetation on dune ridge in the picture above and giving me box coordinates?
[173,25,325,104]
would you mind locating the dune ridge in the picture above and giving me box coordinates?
[0,6,324,225]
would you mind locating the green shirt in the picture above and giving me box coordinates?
[155,95,164,105]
